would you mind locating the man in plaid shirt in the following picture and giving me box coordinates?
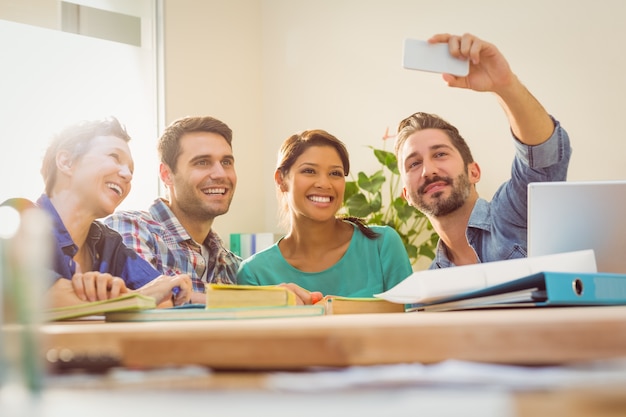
[104,116,241,304]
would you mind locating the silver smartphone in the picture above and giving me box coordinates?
[402,38,469,76]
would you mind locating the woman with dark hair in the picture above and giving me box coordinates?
[237,129,412,300]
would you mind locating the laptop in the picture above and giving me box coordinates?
[527,180,626,273]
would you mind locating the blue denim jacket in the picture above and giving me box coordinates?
[37,194,161,289]
[430,117,572,269]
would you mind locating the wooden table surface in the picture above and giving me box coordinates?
[38,305,626,370]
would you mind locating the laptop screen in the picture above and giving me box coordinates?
[527,180,626,273]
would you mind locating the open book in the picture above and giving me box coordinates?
[375,250,598,305]
[45,293,157,321]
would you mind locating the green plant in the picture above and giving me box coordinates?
[341,133,438,267]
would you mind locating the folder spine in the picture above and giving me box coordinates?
[544,271,626,305]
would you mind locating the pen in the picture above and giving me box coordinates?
[171,286,181,304]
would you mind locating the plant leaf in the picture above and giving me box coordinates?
[344,180,359,202]
[419,245,436,260]
[369,213,384,225]
[404,243,418,260]
[391,196,415,222]
[370,146,400,175]
[370,191,382,212]
[345,193,373,217]
[371,147,400,175]
[357,170,385,194]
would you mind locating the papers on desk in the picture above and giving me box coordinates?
[375,250,597,304]
[266,359,626,393]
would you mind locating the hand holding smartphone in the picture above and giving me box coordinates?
[402,38,469,76]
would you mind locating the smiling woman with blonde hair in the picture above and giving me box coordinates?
[13,116,193,308]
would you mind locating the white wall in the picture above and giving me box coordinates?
[163,0,264,242]
[164,0,626,248]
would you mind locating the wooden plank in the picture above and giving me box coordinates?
[38,306,626,370]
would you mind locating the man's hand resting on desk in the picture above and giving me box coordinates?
[134,274,193,307]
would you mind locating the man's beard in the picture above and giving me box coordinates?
[174,181,234,221]
[413,172,471,217]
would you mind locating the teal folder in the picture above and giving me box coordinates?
[408,271,626,312]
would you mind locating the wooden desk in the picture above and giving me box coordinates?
[40,305,626,370]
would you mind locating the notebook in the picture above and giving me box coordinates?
[527,180,626,273]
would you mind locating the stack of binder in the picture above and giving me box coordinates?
[407,271,626,312]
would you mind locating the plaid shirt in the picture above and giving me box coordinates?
[103,198,241,292]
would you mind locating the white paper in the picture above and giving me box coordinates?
[375,250,597,304]
[266,358,626,392]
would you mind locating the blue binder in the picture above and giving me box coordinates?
[408,271,626,312]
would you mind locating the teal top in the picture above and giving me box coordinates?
[236,225,413,297]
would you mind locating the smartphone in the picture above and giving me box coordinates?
[402,38,469,76]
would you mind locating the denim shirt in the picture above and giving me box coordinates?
[37,194,161,289]
[430,117,572,269]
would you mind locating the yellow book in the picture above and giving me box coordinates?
[205,284,296,308]
[44,293,157,321]
[315,295,405,315]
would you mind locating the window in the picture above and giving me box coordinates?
[0,0,161,211]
